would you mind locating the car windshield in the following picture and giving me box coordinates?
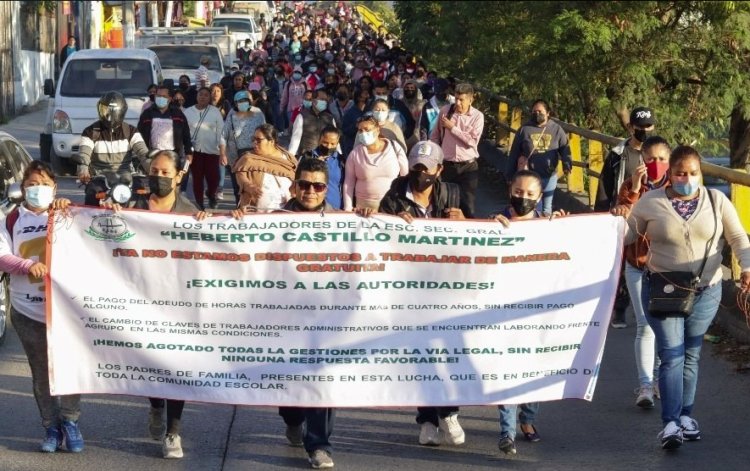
[60,59,153,97]
[149,46,222,72]
[212,19,255,33]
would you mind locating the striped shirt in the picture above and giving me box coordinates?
[78,122,149,175]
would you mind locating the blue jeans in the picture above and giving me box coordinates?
[498,403,539,438]
[278,407,336,454]
[218,164,240,205]
[537,173,558,216]
[624,262,660,386]
[643,279,721,425]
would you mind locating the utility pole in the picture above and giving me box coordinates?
[123,1,135,48]
[150,1,159,27]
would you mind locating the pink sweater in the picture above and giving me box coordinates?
[343,139,409,210]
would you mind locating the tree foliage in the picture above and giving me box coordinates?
[395,1,750,165]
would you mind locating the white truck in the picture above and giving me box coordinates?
[134,27,234,86]
[210,13,263,51]
[39,48,163,174]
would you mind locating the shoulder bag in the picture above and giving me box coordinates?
[648,190,717,317]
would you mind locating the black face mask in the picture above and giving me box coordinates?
[318,145,334,156]
[409,170,437,192]
[633,128,651,142]
[179,83,190,91]
[404,90,417,99]
[148,93,156,102]
[510,196,537,216]
[436,93,447,101]
[532,112,546,124]
[336,91,348,101]
[148,175,174,197]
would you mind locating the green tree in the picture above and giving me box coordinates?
[395,1,750,167]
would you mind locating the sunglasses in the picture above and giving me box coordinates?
[296,180,327,192]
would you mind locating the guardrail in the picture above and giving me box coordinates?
[468,84,750,281]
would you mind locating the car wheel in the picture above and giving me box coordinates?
[0,277,9,346]
[50,149,76,176]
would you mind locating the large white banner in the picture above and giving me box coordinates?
[47,208,624,407]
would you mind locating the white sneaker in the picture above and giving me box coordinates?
[438,414,465,446]
[163,433,183,459]
[418,422,440,446]
[635,384,655,409]
[657,422,683,449]
[679,415,701,441]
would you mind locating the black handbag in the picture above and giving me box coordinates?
[648,190,717,318]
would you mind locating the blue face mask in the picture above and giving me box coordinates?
[309,66,318,73]
[25,185,54,209]
[315,100,328,112]
[293,72,302,81]
[237,102,251,112]
[302,100,313,109]
[671,176,701,196]
[155,96,169,109]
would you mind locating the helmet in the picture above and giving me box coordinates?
[97,91,127,127]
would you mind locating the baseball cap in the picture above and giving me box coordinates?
[293,65,303,73]
[630,106,655,127]
[234,90,250,102]
[408,141,444,170]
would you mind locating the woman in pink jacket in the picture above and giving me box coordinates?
[343,113,408,211]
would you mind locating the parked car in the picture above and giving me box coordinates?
[0,131,34,345]
[39,48,164,175]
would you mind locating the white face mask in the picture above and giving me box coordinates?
[25,185,55,209]
[372,110,388,123]
[357,130,378,146]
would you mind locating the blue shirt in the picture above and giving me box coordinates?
[306,148,344,210]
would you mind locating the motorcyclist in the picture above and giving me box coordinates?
[77,91,150,204]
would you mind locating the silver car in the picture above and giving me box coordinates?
[0,131,33,345]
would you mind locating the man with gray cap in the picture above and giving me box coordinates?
[378,140,463,221]
[377,141,466,446]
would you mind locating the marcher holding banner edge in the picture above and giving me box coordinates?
[275,157,337,470]
[621,145,750,450]
[0,161,82,453]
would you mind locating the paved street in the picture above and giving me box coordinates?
[1,104,750,470]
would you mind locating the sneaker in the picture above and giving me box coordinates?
[149,406,166,440]
[658,422,683,450]
[497,435,517,455]
[40,425,63,453]
[438,414,465,446]
[679,415,701,441]
[636,384,655,409]
[163,433,183,459]
[308,449,334,469]
[216,190,224,201]
[61,420,84,453]
[418,422,440,446]
[610,310,627,329]
[208,198,218,210]
[285,424,304,447]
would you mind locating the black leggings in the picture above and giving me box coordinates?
[149,398,185,434]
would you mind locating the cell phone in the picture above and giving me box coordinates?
[182,160,190,172]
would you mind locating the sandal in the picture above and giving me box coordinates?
[521,424,541,442]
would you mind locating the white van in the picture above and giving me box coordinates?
[39,48,163,174]
[210,13,263,51]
